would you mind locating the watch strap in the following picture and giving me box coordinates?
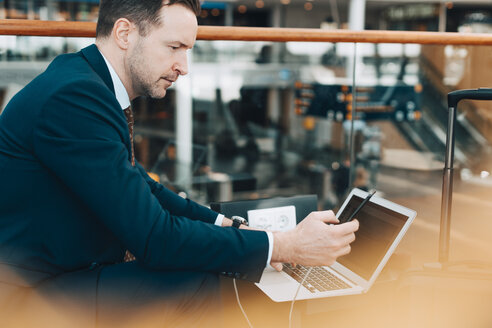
[231,215,247,228]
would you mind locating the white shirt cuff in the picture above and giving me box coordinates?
[214,213,224,226]
[265,231,274,268]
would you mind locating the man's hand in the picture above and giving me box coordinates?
[270,262,284,271]
[271,210,359,267]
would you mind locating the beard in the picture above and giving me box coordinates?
[127,42,167,99]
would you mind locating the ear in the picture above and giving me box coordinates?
[112,18,136,50]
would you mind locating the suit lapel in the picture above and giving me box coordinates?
[81,44,133,160]
[81,44,115,96]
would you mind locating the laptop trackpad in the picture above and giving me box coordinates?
[258,271,291,285]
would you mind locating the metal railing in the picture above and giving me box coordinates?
[1,19,492,45]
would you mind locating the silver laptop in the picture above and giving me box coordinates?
[255,188,416,302]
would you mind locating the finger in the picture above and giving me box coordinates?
[341,232,356,245]
[325,216,340,224]
[338,244,351,257]
[351,219,359,231]
[314,210,338,224]
[271,262,283,272]
[334,219,359,234]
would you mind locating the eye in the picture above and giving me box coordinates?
[170,45,179,50]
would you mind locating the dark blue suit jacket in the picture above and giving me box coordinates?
[0,44,268,287]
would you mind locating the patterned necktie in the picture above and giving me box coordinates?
[123,106,136,262]
[123,106,136,167]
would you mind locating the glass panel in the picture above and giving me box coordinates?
[0,0,99,21]
[351,42,492,266]
[158,40,356,206]
[0,36,94,61]
[1,36,491,268]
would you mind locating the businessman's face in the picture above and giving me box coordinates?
[127,4,197,99]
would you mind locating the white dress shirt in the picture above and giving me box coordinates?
[99,50,273,269]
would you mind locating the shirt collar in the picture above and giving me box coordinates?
[99,51,131,110]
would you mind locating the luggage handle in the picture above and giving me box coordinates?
[440,87,492,263]
[448,88,492,109]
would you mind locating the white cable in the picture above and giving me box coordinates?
[288,266,313,328]
[233,278,254,328]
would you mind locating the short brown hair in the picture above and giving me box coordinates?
[96,0,201,38]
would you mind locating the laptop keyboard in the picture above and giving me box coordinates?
[283,264,351,293]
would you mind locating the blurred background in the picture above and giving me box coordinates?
[1,1,492,326]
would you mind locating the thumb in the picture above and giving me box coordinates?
[315,210,338,224]
[270,262,283,272]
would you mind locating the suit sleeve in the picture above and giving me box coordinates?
[135,161,218,224]
[32,81,268,281]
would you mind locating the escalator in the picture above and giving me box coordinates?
[393,55,491,169]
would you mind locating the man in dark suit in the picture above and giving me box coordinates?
[0,0,359,326]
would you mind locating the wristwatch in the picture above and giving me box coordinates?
[231,215,248,228]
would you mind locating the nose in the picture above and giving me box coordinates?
[174,50,189,76]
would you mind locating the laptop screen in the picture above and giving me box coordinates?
[336,195,409,281]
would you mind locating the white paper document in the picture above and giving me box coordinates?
[247,205,296,231]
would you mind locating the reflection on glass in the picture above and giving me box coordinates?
[0,38,491,263]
